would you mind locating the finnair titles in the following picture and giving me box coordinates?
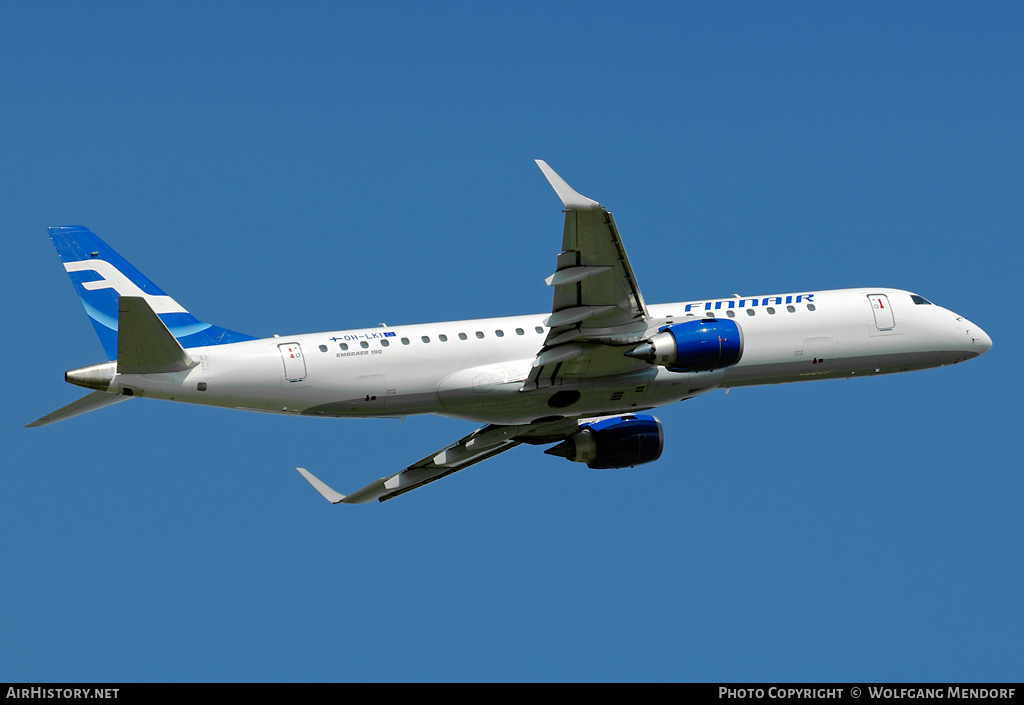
[28,161,992,504]
[683,294,816,311]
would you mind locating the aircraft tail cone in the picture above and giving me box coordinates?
[65,362,117,391]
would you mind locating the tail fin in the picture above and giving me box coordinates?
[49,226,256,359]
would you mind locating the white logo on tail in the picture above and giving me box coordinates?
[64,260,188,314]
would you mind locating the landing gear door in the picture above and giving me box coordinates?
[278,342,307,382]
[868,294,895,331]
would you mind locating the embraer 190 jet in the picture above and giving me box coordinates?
[28,161,992,503]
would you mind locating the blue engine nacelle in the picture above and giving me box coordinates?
[626,318,743,372]
[544,414,664,470]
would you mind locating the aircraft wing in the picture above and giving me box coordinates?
[297,425,523,503]
[296,418,584,504]
[524,161,653,391]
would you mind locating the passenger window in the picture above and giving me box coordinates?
[535,327,544,334]
[746,309,755,316]
[401,338,410,345]
[360,341,368,348]
[495,330,504,337]
[476,331,485,339]
[340,343,349,350]
[807,304,816,312]
[421,336,430,343]
[767,307,776,315]
[439,334,447,342]
[381,339,389,347]
[458,333,467,341]
[726,310,736,318]
[319,344,328,352]
[516,328,524,335]
[787,305,795,313]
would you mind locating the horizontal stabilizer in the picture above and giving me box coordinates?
[26,391,132,427]
[117,296,194,374]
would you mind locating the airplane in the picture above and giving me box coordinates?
[28,161,992,504]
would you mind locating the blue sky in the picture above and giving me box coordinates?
[3,2,1022,682]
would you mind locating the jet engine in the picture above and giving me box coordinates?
[626,318,743,372]
[544,414,664,469]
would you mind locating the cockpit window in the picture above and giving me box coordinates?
[910,294,933,305]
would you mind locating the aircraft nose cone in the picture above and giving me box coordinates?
[955,316,992,358]
[973,326,993,355]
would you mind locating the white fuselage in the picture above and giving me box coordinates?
[110,288,991,425]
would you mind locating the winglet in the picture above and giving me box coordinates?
[296,467,348,504]
[535,160,602,210]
